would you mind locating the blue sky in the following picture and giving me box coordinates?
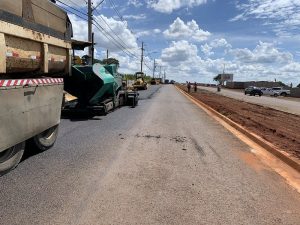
[58,0,300,85]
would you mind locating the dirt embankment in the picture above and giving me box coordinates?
[178,85,300,160]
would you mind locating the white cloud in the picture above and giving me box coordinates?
[57,0,84,7]
[231,0,300,36]
[136,29,161,37]
[136,31,151,38]
[147,0,209,13]
[69,14,138,54]
[158,40,300,84]
[230,41,293,64]
[128,0,143,8]
[161,40,199,64]
[69,14,88,41]
[280,62,300,73]
[123,14,147,20]
[201,43,214,56]
[210,38,231,48]
[200,38,231,57]
[57,0,103,8]
[109,52,153,75]
[163,17,211,42]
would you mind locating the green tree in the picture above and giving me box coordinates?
[213,74,222,84]
[93,58,102,64]
[101,58,119,66]
[124,74,135,80]
[123,73,152,81]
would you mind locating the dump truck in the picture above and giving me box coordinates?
[0,0,138,175]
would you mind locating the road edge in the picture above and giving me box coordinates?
[175,85,300,173]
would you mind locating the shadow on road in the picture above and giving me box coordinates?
[61,111,103,122]
[21,143,43,162]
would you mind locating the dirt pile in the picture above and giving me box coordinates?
[178,85,300,160]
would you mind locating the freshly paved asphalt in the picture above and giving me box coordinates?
[1,85,300,225]
[199,86,300,116]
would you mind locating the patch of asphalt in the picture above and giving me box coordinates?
[138,85,162,100]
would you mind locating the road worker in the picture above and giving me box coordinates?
[187,82,191,93]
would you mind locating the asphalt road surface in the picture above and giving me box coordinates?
[1,85,300,225]
[199,86,300,116]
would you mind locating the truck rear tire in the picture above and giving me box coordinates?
[0,142,25,176]
[31,125,59,151]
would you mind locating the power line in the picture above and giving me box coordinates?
[56,0,88,17]
[56,0,142,61]
[94,25,139,60]
[143,62,152,72]
[92,21,139,60]
[93,8,139,58]
[96,0,141,57]
[56,3,88,21]
[88,1,139,60]
[107,0,124,22]
[57,0,137,59]
[92,7,140,59]
[104,0,143,57]
[107,0,140,44]
[63,0,84,8]
[93,0,105,10]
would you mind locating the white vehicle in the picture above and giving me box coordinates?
[260,87,280,96]
[271,87,290,97]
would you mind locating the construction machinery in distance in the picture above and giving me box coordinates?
[133,72,148,90]
[150,78,162,85]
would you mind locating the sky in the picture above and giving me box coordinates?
[57,0,300,85]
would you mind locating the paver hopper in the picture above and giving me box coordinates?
[64,63,122,106]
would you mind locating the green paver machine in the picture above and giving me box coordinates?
[63,63,138,115]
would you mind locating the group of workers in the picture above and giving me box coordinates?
[186,82,221,93]
[187,82,197,93]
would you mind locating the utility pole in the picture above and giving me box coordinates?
[88,0,93,58]
[106,49,109,61]
[152,59,157,78]
[91,32,94,64]
[140,42,144,73]
[159,66,162,78]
